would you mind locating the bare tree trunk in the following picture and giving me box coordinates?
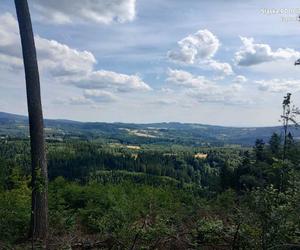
[14,0,48,246]
[283,107,288,161]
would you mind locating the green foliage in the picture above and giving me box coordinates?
[43,178,200,248]
[1,135,300,248]
[242,185,300,249]
[0,171,30,243]
[269,132,281,155]
[195,218,225,245]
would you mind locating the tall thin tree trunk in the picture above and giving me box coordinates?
[14,0,48,246]
[283,107,288,161]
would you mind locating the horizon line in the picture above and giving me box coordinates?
[0,111,285,129]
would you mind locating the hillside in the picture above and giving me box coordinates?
[0,111,298,146]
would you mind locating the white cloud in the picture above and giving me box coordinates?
[186,85,247,105]
[0,13,96,76]
[256,79,300,93]
[167,29,220,64]
[0,13,19,54]
[167,29,233,76]
[167,69,213,89]
[0,54,23,71]
[83,89,117,103]
[62,90,118,106]
[166,69,247,105]
[0,13,151,97]
[235,37,300,66]
[70,70,151,92]
[208,60,233,76]
[0,13,23,70]
[31,0,136,25]
[234,75,247,84]
[36,36,96,77]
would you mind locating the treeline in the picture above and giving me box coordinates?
[2,134,299,194]
[0,140,244,191]
[1,133,300,195]
[221,133,300,192]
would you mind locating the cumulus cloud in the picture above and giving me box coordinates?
[256,79,300,93]
[167,29,220,64]
[70,70,151,92]
[166,69,247,105]
[61,89,118,106]
[31,0,136,25]
[235,37,300,66]
[0,13,151,97]
[167,29,233,76]
[0,13,96,75]
[35,36,96,77]
[234,75,247,84]
[208,60,233,76]
[166,69,213,89]
[0,13,23,69]
[0,13,18,51]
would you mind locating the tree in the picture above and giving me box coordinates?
[278,93,299,192]
[269,133,281,155]
[254,139,265,162]
[281,93,299,160]
[220,162,234,191]
[14,0,48,246]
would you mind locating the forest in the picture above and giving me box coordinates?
[1,126,300,249]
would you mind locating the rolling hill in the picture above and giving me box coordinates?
[0,111,298,146]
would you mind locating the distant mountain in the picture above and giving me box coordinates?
[0,111,298,146]
[0,112,28,123]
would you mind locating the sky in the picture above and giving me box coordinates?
[1,0,300,126]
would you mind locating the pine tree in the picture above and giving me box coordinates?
[14,0,48,246]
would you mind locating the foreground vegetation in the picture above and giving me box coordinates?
[1,132,300,249]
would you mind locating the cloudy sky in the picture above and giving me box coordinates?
[1,0,300,126]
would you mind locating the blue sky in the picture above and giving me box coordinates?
[1,0,300,126]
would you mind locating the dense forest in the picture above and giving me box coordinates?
[1,128,300,249]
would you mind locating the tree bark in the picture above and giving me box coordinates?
[14,0,48,246]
